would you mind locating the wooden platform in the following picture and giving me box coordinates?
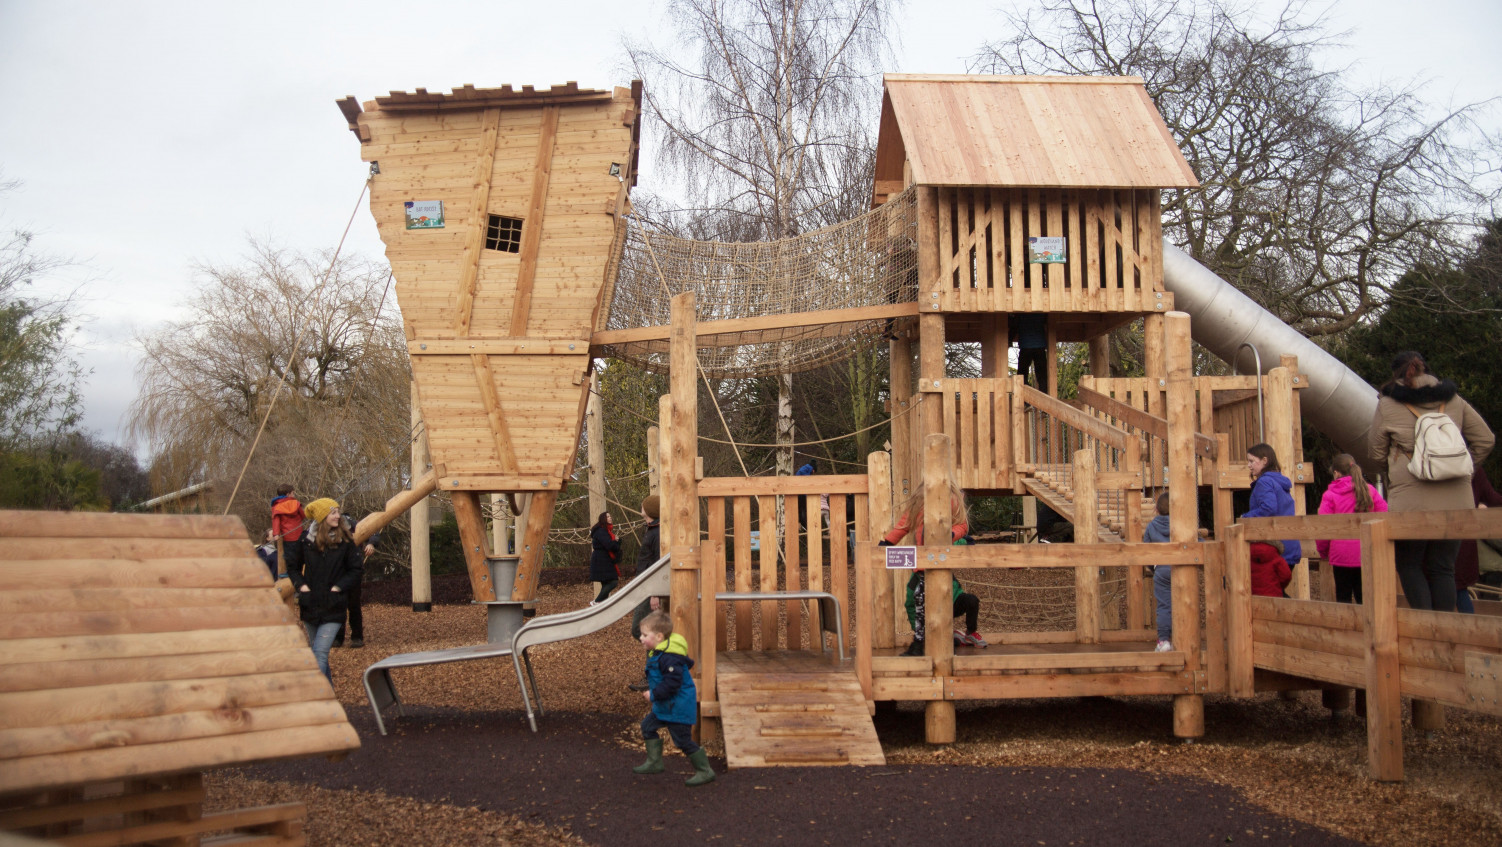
[716,651,885,769]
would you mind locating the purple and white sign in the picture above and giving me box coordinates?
[885,545,917,569]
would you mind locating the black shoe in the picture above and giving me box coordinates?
[627,677,651,692]
[350,637,364,648]
[900,640,925,657]
[331,640,344,649]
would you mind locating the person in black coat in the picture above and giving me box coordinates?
[286,497,363,681]
[589,511,622,605]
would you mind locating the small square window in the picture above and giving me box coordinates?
[485,215,523,253]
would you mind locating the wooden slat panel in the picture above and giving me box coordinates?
[758,494,777,650]
[0,626,307,667]
[0,513,248,540]
[0,700,346,760]
[0,558,272,590]
[734,496,753,650]
[0,671,334,731]
[0,649,316,694]
[0,604,295,640]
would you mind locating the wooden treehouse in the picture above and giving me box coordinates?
[342,75,1502,781]
[0,512,360,845]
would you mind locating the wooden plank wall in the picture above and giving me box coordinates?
[357,91,636,486]
[0,512,359,796]
[934,187,1163,313]
[700,480,869,654]
[935,378,1013,488]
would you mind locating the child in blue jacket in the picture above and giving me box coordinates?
[1242,443,1302,567]
[632,612,716,786]
[1143,492,1174,652]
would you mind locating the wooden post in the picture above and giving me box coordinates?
[488,494,505,557]
[1264,366,1308,598]
[1143,313,1165,419]
[1073,449,1100,644]
[890,333,915,639]
[410,380,432,612]
[1124,438,1146,630]
[923,433,956,744]
[868,452,896,649]
[646,425,660,495]
[511,490,557,602]
[1165,311,1203,738]
[587,371,605,522]
[451,491,497,602]
[1089,333,1110,377]
[1362,517,1403,781]
[1412,700,1446,732]
[1224,522,1254,696]
[667,294,700,676]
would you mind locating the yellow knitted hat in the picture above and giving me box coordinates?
[305,497,339,525]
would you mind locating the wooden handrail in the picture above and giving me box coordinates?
[1016,384,1129,451]
[861,540,1206,569]
[697,475,868,496]
[1239,509,1502,541]
[1076,386,1218,460]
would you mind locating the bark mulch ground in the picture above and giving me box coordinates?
[207,573,1502,846]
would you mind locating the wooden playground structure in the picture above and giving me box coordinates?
[333,74,1502,781]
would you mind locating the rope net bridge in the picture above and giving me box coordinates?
[601,188,919,379]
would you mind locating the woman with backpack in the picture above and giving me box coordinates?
[1371,351,1494,611]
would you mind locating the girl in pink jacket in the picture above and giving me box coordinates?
[1315,453,1388,604]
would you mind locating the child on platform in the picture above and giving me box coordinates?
[1250,539,1293,598]
[1142,493,1174,652]
[881,477,986,655]
[1315,453,1388,604]
[632,612,715,786]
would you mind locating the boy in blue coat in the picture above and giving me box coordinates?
[633,612,716,786]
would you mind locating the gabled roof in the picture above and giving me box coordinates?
[0,511,359,794]
[875,74,1199,190]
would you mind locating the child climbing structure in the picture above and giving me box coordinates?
[339,75,1502,781]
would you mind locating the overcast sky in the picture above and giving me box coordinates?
[1,0,1497,454]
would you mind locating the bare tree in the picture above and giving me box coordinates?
[127,241,411,536]
[627,0,894,477]
[974,0,1500,335]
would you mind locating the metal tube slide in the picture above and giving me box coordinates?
[1161,242,1377,466]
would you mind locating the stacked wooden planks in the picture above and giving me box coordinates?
[0,511,359,803]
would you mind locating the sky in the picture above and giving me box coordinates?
[0,0,1497,455]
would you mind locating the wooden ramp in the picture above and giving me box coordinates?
[717,651,885,768]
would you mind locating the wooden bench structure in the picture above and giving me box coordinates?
[338,74,1502,781]
[0,511,360,845]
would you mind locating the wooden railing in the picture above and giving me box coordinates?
[698,475,870,659]
[1236,510,1502,781]
[1014,382,1145,537]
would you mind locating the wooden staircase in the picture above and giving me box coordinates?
[717,651,885,768]
[1023,463,1156,542]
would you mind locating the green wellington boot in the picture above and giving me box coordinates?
[685,749,716,786]
[633,738,665,774]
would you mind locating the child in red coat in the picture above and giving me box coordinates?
[1250,540,1292,597]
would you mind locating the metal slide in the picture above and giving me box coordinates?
[1161,243,1379,462]
[512,553,672,731]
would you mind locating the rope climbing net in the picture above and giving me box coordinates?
[602,188,919,379]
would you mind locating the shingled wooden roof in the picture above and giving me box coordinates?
[0,511,359,795]
[875,74,1199,190]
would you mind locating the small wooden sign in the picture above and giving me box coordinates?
[885,545,917,569]
[404,200,445,229]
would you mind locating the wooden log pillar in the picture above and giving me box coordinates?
[1361,517,1403,781]
[923,433,957,744]
[1124,437,1146,630]
[1073,449,1100,643]
[667,293,701,672]
[1144,313,1166,418]
[1089,333,1110,377]
[410,380,432,612]
[1263,366,1308,599]
[1165,311,1204,738]
[451,491,497,602]
[868,451,896,649]
[488,494,506,556]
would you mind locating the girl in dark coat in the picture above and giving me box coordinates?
[286,497,362,681]
[589,511,622,605]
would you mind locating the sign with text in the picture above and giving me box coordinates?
[1027,236,1065,264]
[885,545,917,569]
[404,200,445,229]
